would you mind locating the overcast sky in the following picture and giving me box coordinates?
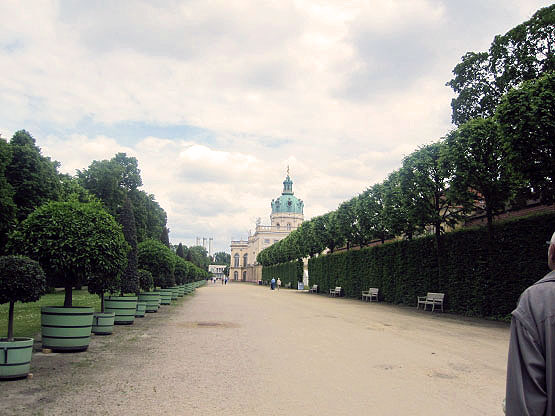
[1,0,551,254]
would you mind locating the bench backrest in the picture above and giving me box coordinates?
[369,288,379,294]
[335,286,342,291]
[312,285,318,289]
[426,292,444,301]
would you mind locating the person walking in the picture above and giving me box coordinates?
[270,277,276,290]
[277,278,281,291]
[505,231,555,415]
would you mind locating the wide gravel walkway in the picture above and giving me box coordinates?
[4,282,510,415]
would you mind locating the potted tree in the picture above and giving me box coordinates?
[87,273,119,335]
[137,269,157,313]
[0,255,46,379]
[13,201,128,351]
[138,239,176,306]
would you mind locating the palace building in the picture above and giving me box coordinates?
[230,172,304,282]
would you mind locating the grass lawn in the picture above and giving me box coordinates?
[0,290,101,339]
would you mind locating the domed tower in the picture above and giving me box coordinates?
[270,170,304,231]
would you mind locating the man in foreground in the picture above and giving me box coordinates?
[505,231,555,415]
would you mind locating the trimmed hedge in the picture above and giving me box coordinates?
[262,259,303,288]
[307,212,555,319]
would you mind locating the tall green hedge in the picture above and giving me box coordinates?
[262,259,303,288]
[307,212,554,318]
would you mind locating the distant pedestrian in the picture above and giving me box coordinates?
[270,277,276,290]
[277,278,281,291]
[221,276,224,285]
[505,230,555,415]
[225,277,228,285]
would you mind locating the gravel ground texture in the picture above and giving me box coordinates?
[3,282,510,415]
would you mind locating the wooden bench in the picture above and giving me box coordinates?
[417,292,445,312]
[329,286,342,297]
[361,288,379,302]
[309,284,318,293]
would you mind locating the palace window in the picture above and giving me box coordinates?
[287,223,291,230]
[234,271,238,280]
[243,254,248,267]
[264,239,270,244]
[234,254,239,267]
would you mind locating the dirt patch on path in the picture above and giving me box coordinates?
[3,284,510,415]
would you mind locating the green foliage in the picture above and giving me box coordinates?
[186,245,210,271]
[12,201,129,307]
[0,255,46,306]
[118,198,139,294]
[137,239,175,288]
[444,117,514,231]
[447,5,555,125]
[59,174,100,204]
[160,226,170,247]
[213,251,230,265]
[128,189,167,243]
[0,139,16,254]
[137,269,154,292]
[496,72,555,205]
[6,130,61,222]
[261,259,303,288]
[307,212,554,318]
[174,255,189,285]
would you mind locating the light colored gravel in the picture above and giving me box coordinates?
[4,283,510,415]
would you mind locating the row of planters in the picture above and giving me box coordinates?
[1,200,209,380]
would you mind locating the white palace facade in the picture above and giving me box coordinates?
[230,173,304,282]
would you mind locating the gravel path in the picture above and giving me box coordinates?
[4,283,510,415]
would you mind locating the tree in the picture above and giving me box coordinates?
[77,159,125,216]
[382,170,416,239]
[174,255,188,285]
[137,239,175,288]
[496,72,555,205]
[6,130,61,222]
[321,211,345,253]
[213,251,230,265]
[356,183,390,244]
[128,189,167,243]
[187,245,210,270]
[137,269,154,292]
[13,201,129,307]
[447,5,555,125]
[160,226,170,247]
[176,243,186,259]
[444,117,514,241]
[118,198,139,294]
[336,197,365,249]
[0,255,46,341]
[59,174,100,204]
[112,153,142,191]
[0,139,15,254]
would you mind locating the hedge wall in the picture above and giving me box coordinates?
[308,212,555,319]
[261,259,303,288]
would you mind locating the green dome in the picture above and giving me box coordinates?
[271,175,304,214]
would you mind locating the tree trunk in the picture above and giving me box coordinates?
[64,284,73,307]
[7,301,15,341]
[101,294,105,313]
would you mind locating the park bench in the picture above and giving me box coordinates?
[329,286,342,297]
[309,284,318,293]
[417,292,445,312]
[361,288,379,302]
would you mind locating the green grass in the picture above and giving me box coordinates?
[0,290,101,339]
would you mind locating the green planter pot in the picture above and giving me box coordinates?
[104,295,138,325]
[41,306,94,352]
[92,312,115,335]
[138,291,160,313]
[177,286,185,297]
[135,302,147,318]
[0,337,34,380]
[159,289,173,305]
[170,287,179,300]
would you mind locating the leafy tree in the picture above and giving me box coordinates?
[160,226,170,247]
[6,130,61,222]
[444,117,514,240]
[174,255,188,285]
[112,153,142,191]
[13,201,129,307]
[187,245,210,270]
[176,243,186,258]
[0,255,46,340]
[213,251,230,265]
[0,139,16,254]
[59,174,100,203]
[137,239,176,288]
[382,170,416,239]
[118,198,139,294]
[336,197,366,249]
[496,72,555,205]
[128,189,167,243]
[321,211,345,253]
[137,269,154,292]
[77,159,125,216]
[356,183,389,244]
[447,5,555,125]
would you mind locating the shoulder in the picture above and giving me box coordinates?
[513,271,555,329]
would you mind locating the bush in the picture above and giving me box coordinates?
[306,212,555,318]
[137,269,154,292]
[137,239,175,288]
[262,259,303,288]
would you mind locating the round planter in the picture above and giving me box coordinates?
[170,287,179,300]
[104,295,138,325]
[41,306,94,352]
[177,286,185,297]
[135,302,147,318]
[138,291,160,313]
[0,337,34,380]
[159,289,173,305]
[92,312,115,335]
